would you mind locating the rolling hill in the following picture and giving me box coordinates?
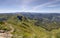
[0,12,60,38]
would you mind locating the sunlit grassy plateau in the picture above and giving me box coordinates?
[0,13,60,38]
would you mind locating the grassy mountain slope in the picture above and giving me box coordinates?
[0,13,60,38]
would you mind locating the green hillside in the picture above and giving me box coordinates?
[0,14,60,38]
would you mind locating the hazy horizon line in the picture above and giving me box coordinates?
[0,12,60,14]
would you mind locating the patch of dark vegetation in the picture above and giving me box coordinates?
[22,23,29,27]
[17,16,23,21]
[0,18,7,24]
[0,18,7,22]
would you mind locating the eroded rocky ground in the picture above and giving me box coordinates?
[0,33,12,38]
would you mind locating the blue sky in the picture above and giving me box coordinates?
[0,0,60,13]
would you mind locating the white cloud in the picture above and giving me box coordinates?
[46,4,60,7]
[0,9,20,13]
[21,0,36,12]
[22,0,36,5]
[32,0,60,10]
